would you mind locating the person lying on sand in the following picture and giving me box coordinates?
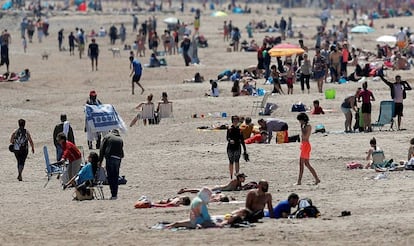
[166,187,222,229]
[177,173,249,194]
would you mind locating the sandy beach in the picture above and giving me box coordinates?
[1,2,414,245]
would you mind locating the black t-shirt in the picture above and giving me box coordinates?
[227,125,244,150]
[89,43,99,57]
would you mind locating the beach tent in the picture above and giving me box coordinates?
[269,43,304,57]
[2,0,12,10]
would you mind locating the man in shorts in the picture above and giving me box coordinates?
[296,113,320,185]
[244,180,274,222]
[379,74,412,130]
[257,118,288,143]
[130,58,145,95]
[88,38,99,71]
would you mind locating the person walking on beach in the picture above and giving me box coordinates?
[53,114,75,161]
[312,48,327,93]
[99,129,124,200]
[296,113,320,185]
[88,38,99,71]
[1,29,11,73]
[181,35,191,66]
[379,74,412,130]
[10,119,35,181]
[58,29,64,51]
[68,31,75,56]
[130,58,145,95]
[227,115,248,179]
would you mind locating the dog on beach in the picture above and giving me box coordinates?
[41,51,50,60]
[109,47,121,57]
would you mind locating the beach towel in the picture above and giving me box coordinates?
[85,104,127,134]
[63,121,70,137]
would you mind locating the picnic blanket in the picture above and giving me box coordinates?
[85,104,127,134]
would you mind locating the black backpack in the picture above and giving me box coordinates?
[14,128,28,151]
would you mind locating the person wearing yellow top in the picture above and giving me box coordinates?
[239,117,258,140]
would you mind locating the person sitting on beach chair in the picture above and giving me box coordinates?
[130,94,155,126]
[63,152,99,200]
[177,173,250,194]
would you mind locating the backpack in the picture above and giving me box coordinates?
[291,198,321,219]
[13,128,28,151]
[294,206,321,218]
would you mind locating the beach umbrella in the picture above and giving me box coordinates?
[163,17,179,25]
[269,43,305,57]
[376,35,397,44]
[211,11,228,17]
[351,25,375,33]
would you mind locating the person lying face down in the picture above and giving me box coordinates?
[177,173,248,194]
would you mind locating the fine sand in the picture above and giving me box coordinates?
[1,4,414,245]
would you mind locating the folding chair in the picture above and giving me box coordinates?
[43,145,65,188]
[141,103,155,122]
[77,145,85,164]
[251,92,271,115]
[371,101,395,131]
[158,102,173,123]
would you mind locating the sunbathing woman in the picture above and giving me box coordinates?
[166,187,221,229]
[177,173,251,194]
[365,137,382,169]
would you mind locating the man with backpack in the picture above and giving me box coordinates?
[10,119,35,181]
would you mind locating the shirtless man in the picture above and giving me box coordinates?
[244,180,274,221]
[296,113,320,185]
[329,45,342,82]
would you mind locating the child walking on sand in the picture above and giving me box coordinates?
[296,113,320,185]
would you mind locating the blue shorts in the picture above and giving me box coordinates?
[313,70,325,80]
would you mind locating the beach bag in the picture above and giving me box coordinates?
[293,206,321,218]
[74,188,93,201]
[291,103,306,112]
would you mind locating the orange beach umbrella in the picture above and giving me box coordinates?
[269,43,305,57]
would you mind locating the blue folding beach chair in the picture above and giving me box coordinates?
[371,101,395,131]
[44,145,65,188]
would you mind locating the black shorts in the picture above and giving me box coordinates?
[132,74,141,83]
[394,102,403,117]
[90,55,98,60]
[361,103,372,114]
[227,148,241,163]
